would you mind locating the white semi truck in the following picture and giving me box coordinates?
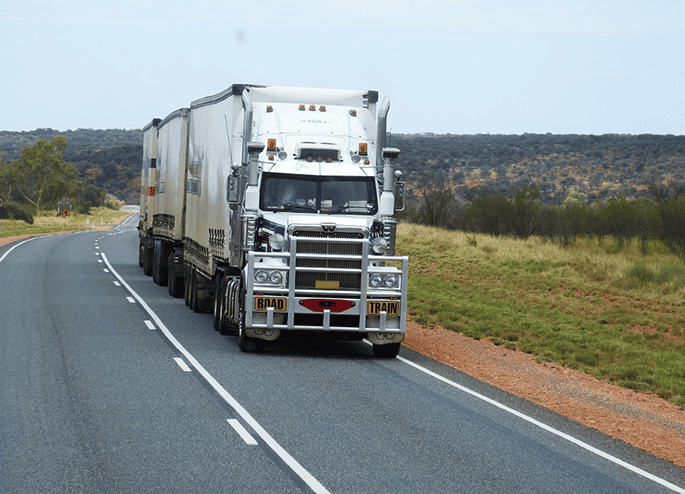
[138,84,408,357]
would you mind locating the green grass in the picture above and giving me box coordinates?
[0,207,130,237]
[398,223,685,406]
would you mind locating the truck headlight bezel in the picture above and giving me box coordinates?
[254,269,286,286]
[368,273,400,290]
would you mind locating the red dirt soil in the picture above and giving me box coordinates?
[404,321,685,468]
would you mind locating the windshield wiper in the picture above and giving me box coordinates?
[278,202,317,212]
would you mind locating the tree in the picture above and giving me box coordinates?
[416,180,460,229]
[0,157,21,203]
[11,136,83,216]
[465,193,511,236]
[654,198,685,261]
[510,184,541,239]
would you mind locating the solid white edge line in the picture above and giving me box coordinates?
[173,357,192,372]
[228,419,259,445]
[100,253,330,494]
[0,237,40,264]
[393,353,685,494]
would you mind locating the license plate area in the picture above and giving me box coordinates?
[367,301,400,316]
[253,297,287,312]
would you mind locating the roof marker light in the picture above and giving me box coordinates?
[320,105,326,112]
[309,105,316,111]
[349,109,357,117]
[267,105,273,112]
[299,105,306,111]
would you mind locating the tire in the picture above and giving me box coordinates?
[184,265,191,307]
[138,238,144,267]
[158,243,168,287]
[237,292,264,353]
[168,250,176,297]
[372,342,401,358]
[152,242,160,285]
[143,240,153,276]
[213,278,222,331]
[189,270,197,312]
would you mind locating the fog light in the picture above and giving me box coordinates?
[268,233,285,251]
[371,236,388,255]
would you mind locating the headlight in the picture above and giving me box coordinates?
[369,274,383,288]
[268,233,285,251]
[384,274,398,288]
[371,236,388,255]
[269,270,283,284]
[254,269,285,286]
[255,270,269,283]
[369,273,401,290]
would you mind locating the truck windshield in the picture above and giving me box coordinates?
[260,173,378,215]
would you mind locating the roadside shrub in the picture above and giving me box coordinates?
[0,201,34,224]
[625,263,655,286]
[654,264,685,285]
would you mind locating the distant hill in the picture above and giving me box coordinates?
[0,128,142,204]
[1,129,684,205]
[389,133,685,204]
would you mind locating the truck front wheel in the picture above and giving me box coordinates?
[237,294,264,353]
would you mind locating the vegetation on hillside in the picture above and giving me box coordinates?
[2,129,685,207]
[0,128,142,205]
[390,133,685,204]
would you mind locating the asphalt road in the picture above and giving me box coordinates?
[1,217,684,493]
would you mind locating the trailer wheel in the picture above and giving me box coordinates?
[168,250,176,296]
[213,277,223,331]
[372,342,401,358]
[168,250,183,298]
[152,242,159,285]
[158,243,168,287]
[184,266,191,307]
[143,239,153,276]
[189,270,198,312]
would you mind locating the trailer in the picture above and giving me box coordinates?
[139,84,407,357]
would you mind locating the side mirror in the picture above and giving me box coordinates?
[382,147,400,162]
[394,169,405,212]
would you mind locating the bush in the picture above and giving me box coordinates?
[655,198,685,261]
[0,201,34,224]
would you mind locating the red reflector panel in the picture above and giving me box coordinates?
[301,299,356,313]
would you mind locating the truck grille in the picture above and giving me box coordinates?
[293,231,363,290]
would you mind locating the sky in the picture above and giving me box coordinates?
[1,0,683,135]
